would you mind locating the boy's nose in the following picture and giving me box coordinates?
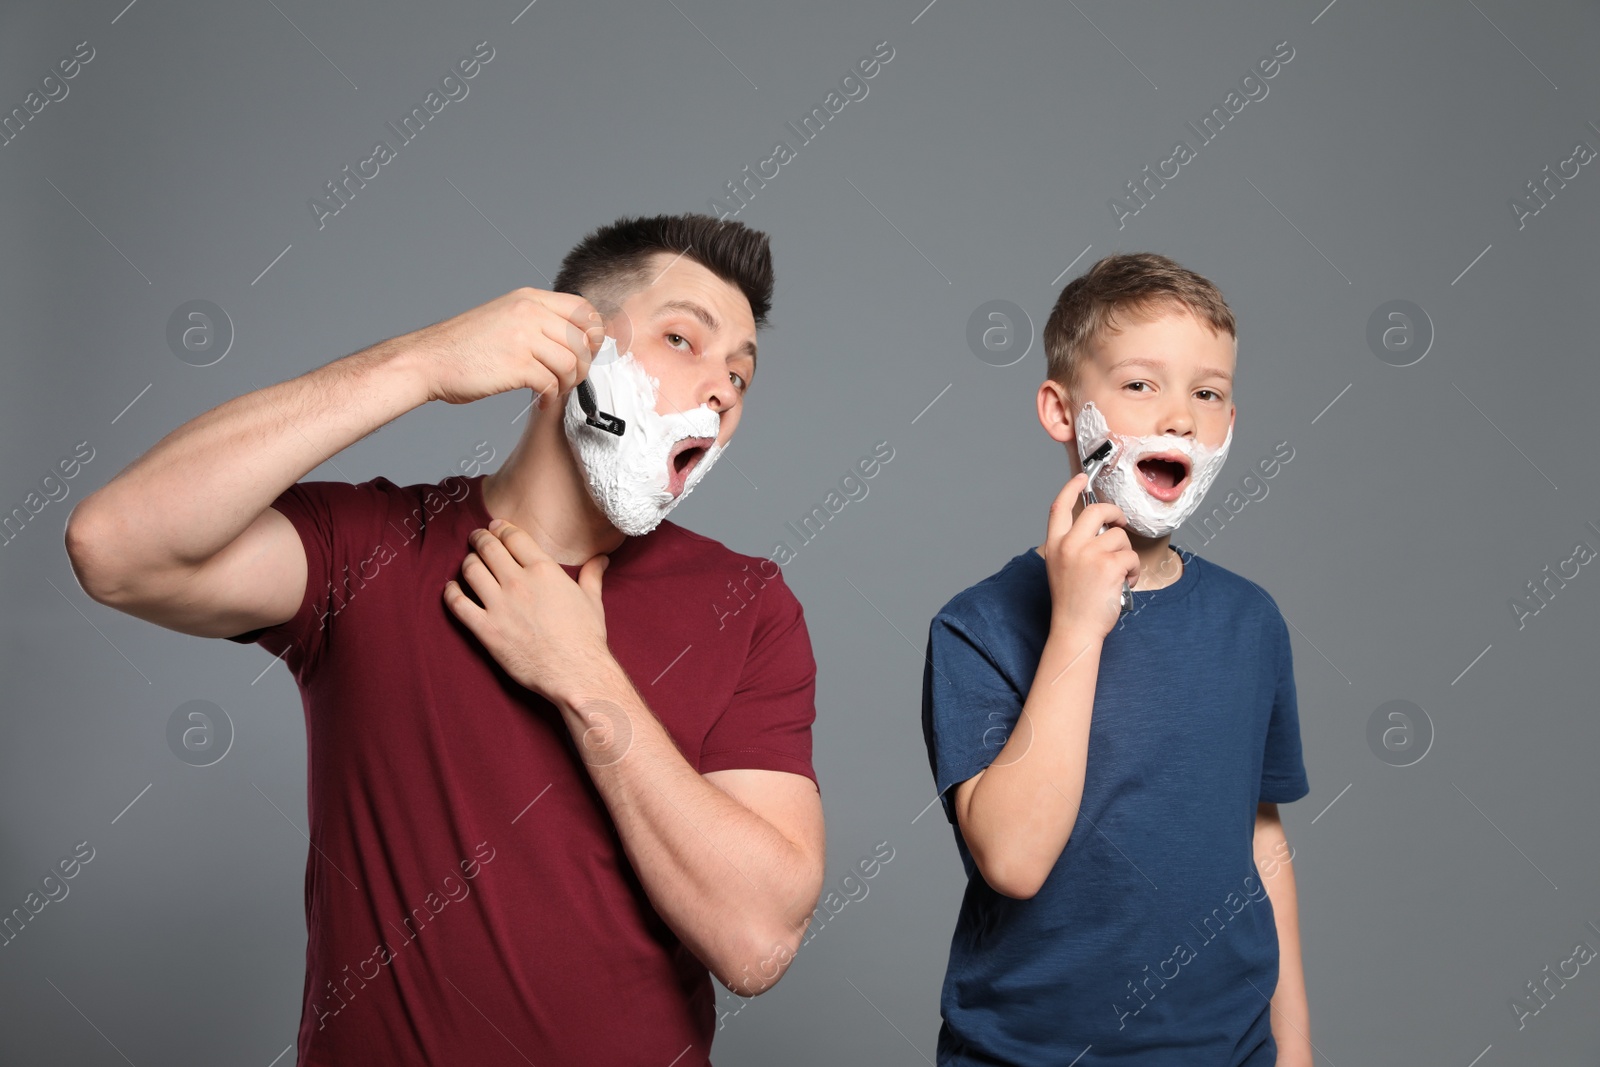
[1156,412,1196,437]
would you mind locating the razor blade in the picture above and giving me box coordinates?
[576,379,625,436]
[1080,439,1133,615]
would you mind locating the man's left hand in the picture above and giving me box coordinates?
[443,519,618,707]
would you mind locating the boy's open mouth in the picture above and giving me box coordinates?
[666,437,715,498]
[1135,452,1190,503]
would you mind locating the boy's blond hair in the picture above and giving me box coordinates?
[1043,252,1237,403]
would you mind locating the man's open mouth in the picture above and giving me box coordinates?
[1135,452,1191,503]
[666,437,715,498]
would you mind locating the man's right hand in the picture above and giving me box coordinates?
[1041,472,1141,640]
[407,287,607,408]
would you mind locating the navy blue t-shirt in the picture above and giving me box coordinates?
[920,543,1309,1066]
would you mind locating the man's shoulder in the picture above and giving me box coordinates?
[268,475,478,558]
[651,519,764,566]
[655,522,809,638]
[650,520,797,592]
[282,473,472,509]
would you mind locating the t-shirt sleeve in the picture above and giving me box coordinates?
[222,478,401,683]
[698,567,819,792]
[1259,611,1310,804]
[921,610,1024,826]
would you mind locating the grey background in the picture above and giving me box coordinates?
[3,0,1597,1063]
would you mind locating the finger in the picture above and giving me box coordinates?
[442,578,489,628]
[522,363,559,409]
[1065,501,1129,551]
[459,550,501,605]
[489,520,551,568]
[577,554,609,602]
[1045,473,1087,548]
[541,298,603,371]
[532,324,584,396]
[533,291,602,342]
[1087,524,1139,591]
[564,298,606,356]
[468,529,521,582]
[522,288,601,334]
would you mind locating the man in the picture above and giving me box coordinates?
[64,214,826,1065]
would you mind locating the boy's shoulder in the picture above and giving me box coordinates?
[1181,549,1287,615]
[1162,550,1292,653]
[932,546,1049,643]
[933,545,1290,641]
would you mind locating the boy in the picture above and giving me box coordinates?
[921,253,1311,1065]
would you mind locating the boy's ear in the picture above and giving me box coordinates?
[1037,379,1075,446]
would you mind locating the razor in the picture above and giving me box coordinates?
[1080,438,1133,615]
[575,379,625,436]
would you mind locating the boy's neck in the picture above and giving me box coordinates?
[1033,531,1184,592]
[1129,533,1184,591]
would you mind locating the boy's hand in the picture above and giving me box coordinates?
[406,287,607,408]
[1042,472,1141,640]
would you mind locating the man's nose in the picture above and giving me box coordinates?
[698,367,737,413]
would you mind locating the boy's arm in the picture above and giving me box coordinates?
[1255,802,1313,1066]
[950,475,1137,901]
[952,621,1104,900]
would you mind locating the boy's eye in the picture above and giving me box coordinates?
[1125,381,1149,392]
[1197,389,1221,401]
[730,371,747,391]
[666,333,691,350]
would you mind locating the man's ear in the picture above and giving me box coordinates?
[1037,379,1074,446]
[600,304,634,358]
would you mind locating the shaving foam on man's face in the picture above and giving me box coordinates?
[562,336,725,536]
[1072,399,1232,538]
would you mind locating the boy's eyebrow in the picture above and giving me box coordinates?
[1110,355,1233,383]
[651,298,759,366]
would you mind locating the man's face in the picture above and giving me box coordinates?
[603,253,758,494]
[1071,304,1237,473]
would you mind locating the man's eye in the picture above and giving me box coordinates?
[666,333,691,350]
[730,371,747,391]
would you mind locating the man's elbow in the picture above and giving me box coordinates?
[717,918,805,997]
[64,503,123,605]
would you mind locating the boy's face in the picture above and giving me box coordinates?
[602,252,758,490]
[1041,303,1237,490]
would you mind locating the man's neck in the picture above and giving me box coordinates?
[481,403,628,566]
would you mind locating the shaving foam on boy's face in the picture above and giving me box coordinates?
[562,335,725,536]
[1072,399,1232,538]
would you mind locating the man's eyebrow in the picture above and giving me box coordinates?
[1109,355,1232,383]
[651,298,758,365]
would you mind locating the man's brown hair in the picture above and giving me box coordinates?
[553,213,774,329]
[1043,252,1235,402]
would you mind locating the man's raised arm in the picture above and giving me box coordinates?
[63,288,602,639]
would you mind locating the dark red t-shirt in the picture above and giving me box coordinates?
[226,473,819,1066]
